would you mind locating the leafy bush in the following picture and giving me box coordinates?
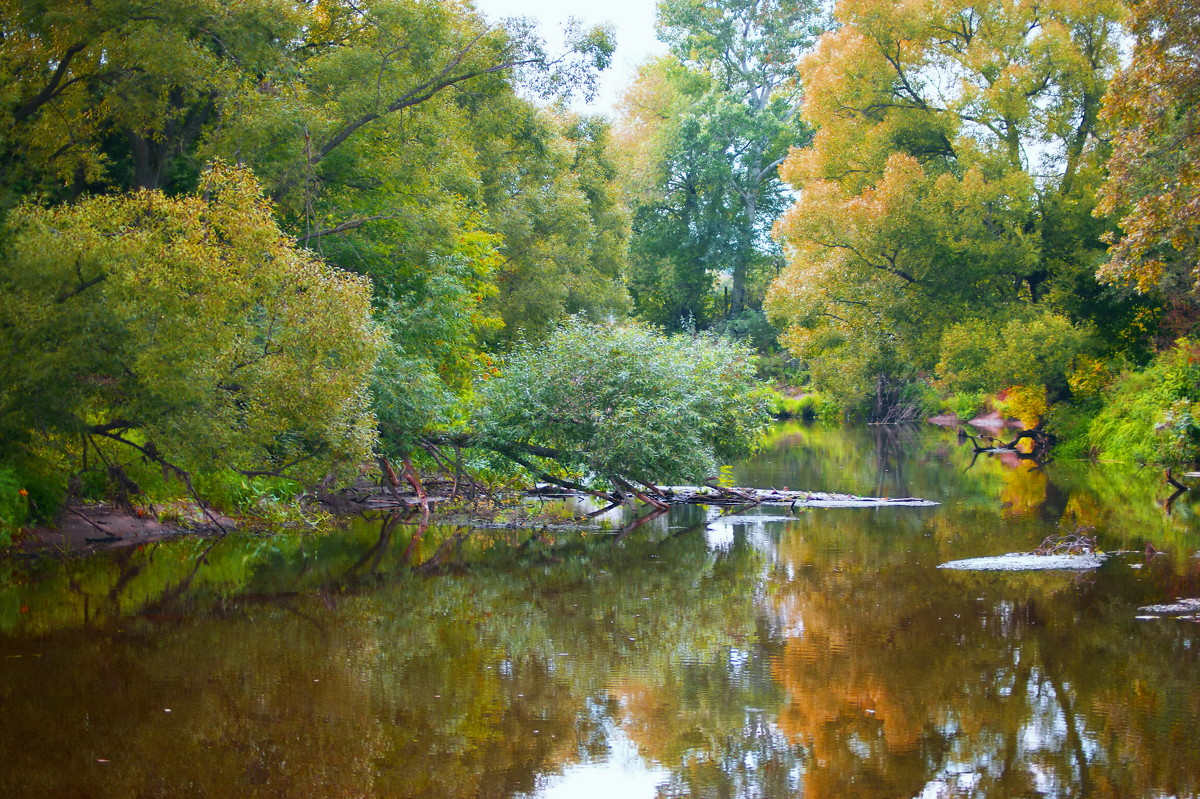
[0,466,29,546]
[1047,401,1101,459]
[768,391,840,422]
[897,381,941,420]
[936,320,995,394]
[0,164,382,494]
[710,309,780,353]
[756,351,809,386]
[937,311,1096,400]
[995,385,1048,428]
[1087,340,1200,465]
[478,320,773,487]
[943,392,988,420]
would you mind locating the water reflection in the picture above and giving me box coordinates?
[1,423,1199,797]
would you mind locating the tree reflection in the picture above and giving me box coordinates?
[3,424,1200,797]
[767,510,1200,799]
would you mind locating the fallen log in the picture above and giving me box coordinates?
[631,486,939,508]
[349,482,940,511]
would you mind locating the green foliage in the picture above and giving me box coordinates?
[477,109,631,345]
[767,391,839,422]
[618,0,823,329]
[0,0,301,199]
[756,351,807,386]
[896,381,941,421]
[1047,401,1102,460]
[477,320,772,486]
[1088,341,1200,466]
[0,164,382,485]
[0,465,28,545]
[710,309,780,353]
[943,393,989,422]
[936,312,1097,401]
[936,321,997,395]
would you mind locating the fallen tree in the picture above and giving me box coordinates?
[351,481,940,511]
[370,319,777,511]
[959,422,1056,463]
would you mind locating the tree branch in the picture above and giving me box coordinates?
[13,43,88,122]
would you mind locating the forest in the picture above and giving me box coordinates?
[1,0,1199,540]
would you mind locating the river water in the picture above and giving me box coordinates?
[2,423,1199,798]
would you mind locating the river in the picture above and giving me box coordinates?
[2,422,1198,798]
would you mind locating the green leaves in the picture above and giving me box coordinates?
[477,320,772,487]
[0,163,382,483]
[619,0,822,327]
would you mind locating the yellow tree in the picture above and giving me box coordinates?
[767,0,1126,415]
[1097,0,1200,326]
[0,164,382,489]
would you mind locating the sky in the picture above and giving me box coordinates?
[471,0,669,115]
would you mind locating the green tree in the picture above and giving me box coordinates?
[475,106,630,345]
[618,0,822,330]
[0,0,300,200]
[198,1,618,455]
[0,164,382,490]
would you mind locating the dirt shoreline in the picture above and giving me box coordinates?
[10,479,943,556]
[11,502,237,556]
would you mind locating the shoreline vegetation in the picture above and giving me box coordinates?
[4,0,1200,551]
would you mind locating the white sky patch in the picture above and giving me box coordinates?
[473,0,669,114]
[523,723,670,799]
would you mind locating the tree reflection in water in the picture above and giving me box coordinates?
[0,423,1198,797]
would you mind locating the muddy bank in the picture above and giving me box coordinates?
[12,502,235,556]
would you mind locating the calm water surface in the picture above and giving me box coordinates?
[2,423,1199,798]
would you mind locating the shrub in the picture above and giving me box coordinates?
[768,391,840,422]
[936,311,1096,401]
[944,392,988,420]
[478,320,774,487]
[1087,340,1200,465]
[0,466,29,546]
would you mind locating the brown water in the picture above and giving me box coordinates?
[2,423,1199,798]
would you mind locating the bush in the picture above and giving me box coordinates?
[0,164,382,505]
[1087,340,1200,465]
[936,311,1096,400]
[996,385,1048,428]
[943,392,988,420]
[768,390,840,422]
[478,320,774,487]
[756,351,808,386]
[1047,401,1101,459]
[897,381,942,420]
[0,466,29,546]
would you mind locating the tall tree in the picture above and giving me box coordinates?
[474,104,630,346]
[766,0,1128,412]
[618,0,822,330]
[196,1,617,454]
[1096,0,1200,338]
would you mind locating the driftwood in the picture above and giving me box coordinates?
[530,484,939,509]
[959,422,1055,466]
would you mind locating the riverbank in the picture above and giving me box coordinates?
[11,478,942,556]
[11,501,236,556]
